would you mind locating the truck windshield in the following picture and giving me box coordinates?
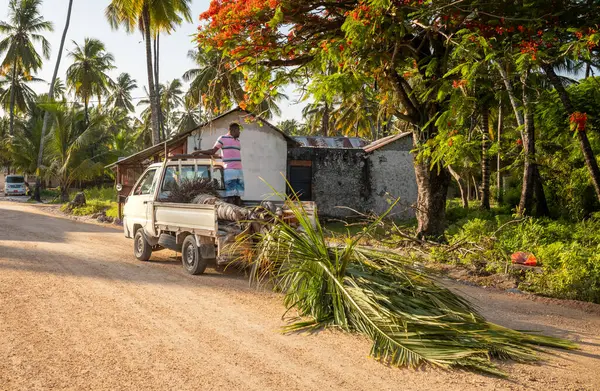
[6,176,25,184]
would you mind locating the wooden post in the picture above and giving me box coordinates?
[117,164,123,220]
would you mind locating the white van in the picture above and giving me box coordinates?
[4,175,27,196]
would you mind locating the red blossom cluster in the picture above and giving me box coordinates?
[569,112,588,131]
[452,79,467,88]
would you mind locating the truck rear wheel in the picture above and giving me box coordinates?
[134,228,152,262]
[181,236,207,275]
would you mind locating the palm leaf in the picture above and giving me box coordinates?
[248,187,576,377]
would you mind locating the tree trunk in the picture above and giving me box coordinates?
[60,180,69,203]
[497,103,503,204]
[84,98,89,125]
[480,104,491,209]
[543,64,600,202]
[518,71,536,216]
[495,61,524,128]
[34,0,74,202]
[322,102,330,137]
[471,175,479,201]
[414,159,450,240]
[534,166,550,217]
[448,165,468,208]
[154,33,165,141]
[8,56,19,136]
[142,6,161,146]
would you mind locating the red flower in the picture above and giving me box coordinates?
[516,139,523,146]
[569,112,588,131]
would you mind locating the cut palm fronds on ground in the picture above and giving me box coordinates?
[248,192,576,377]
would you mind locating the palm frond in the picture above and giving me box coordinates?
[248,189,576,376]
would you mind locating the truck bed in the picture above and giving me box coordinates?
[153,202,217,237]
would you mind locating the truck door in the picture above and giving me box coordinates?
[124,168,159,236]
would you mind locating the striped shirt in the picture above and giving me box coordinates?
[214,134,242,170]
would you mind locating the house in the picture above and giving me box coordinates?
[185,108,296,200]
[109,107,297,212]
[110,108,418,221]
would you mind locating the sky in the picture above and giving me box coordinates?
[1,0,307,122]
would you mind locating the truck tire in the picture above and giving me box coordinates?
[181,236,207,275]
[134,228,152,262]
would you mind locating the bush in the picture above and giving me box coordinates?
[440,209,600,303]
[61,200,110,216]
[83,187,116,202]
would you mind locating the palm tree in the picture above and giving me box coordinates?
[256,90,288,120]
[174,97,202,134]
[0,0,53,135]
[107,72,137,112]
[34,0,73,202]
[106,0,192,145]
[51,78,66,100]
[160,78,184,136]
[66,38,115,123]
[302,100,339,137]
[0,69,42,114]
[183,49,244,112]
[45,103,106,201]
[7,105,49,176]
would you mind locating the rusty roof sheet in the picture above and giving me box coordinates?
[363,132,412,153]
[292,136,367,149]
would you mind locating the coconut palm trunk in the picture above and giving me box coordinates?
[480,104,491,210]
[519,72,536,215]
[496,103,503,204]
[34,0,74,202]
[542,64,600,202]
[142,5,161,145]
[448,165,468,208]
[8,57,18,136]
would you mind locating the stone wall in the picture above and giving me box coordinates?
[288,148,369,218]
[368,135,417,219]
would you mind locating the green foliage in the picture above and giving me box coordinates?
[83,187,116,202]
[61,187,118,217]
[440,203,600,303]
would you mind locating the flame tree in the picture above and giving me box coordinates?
[197,0,600,237]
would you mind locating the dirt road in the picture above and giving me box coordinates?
[1,201,599,391]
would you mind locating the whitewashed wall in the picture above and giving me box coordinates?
[187,112,288,200]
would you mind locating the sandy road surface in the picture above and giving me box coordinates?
[0,201,599,391]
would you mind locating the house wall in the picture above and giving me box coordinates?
[368,135,417,219]
[187,112,288,200]
[288,148,370,218]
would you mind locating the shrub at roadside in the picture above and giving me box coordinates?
[61,187,118,219]
[439,206,600,304]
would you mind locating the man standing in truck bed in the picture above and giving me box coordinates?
[195,122,244,206]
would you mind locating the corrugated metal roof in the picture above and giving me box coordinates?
[292,136,367,149]
[363,132,412,153]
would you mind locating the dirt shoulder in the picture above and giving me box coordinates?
[1,201,599,391]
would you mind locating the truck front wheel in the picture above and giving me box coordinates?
[181,236,207,275]
[134,228,152,262]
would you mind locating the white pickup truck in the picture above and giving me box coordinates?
[122,155,314,275]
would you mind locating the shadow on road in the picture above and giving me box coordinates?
[0,204,115,243]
